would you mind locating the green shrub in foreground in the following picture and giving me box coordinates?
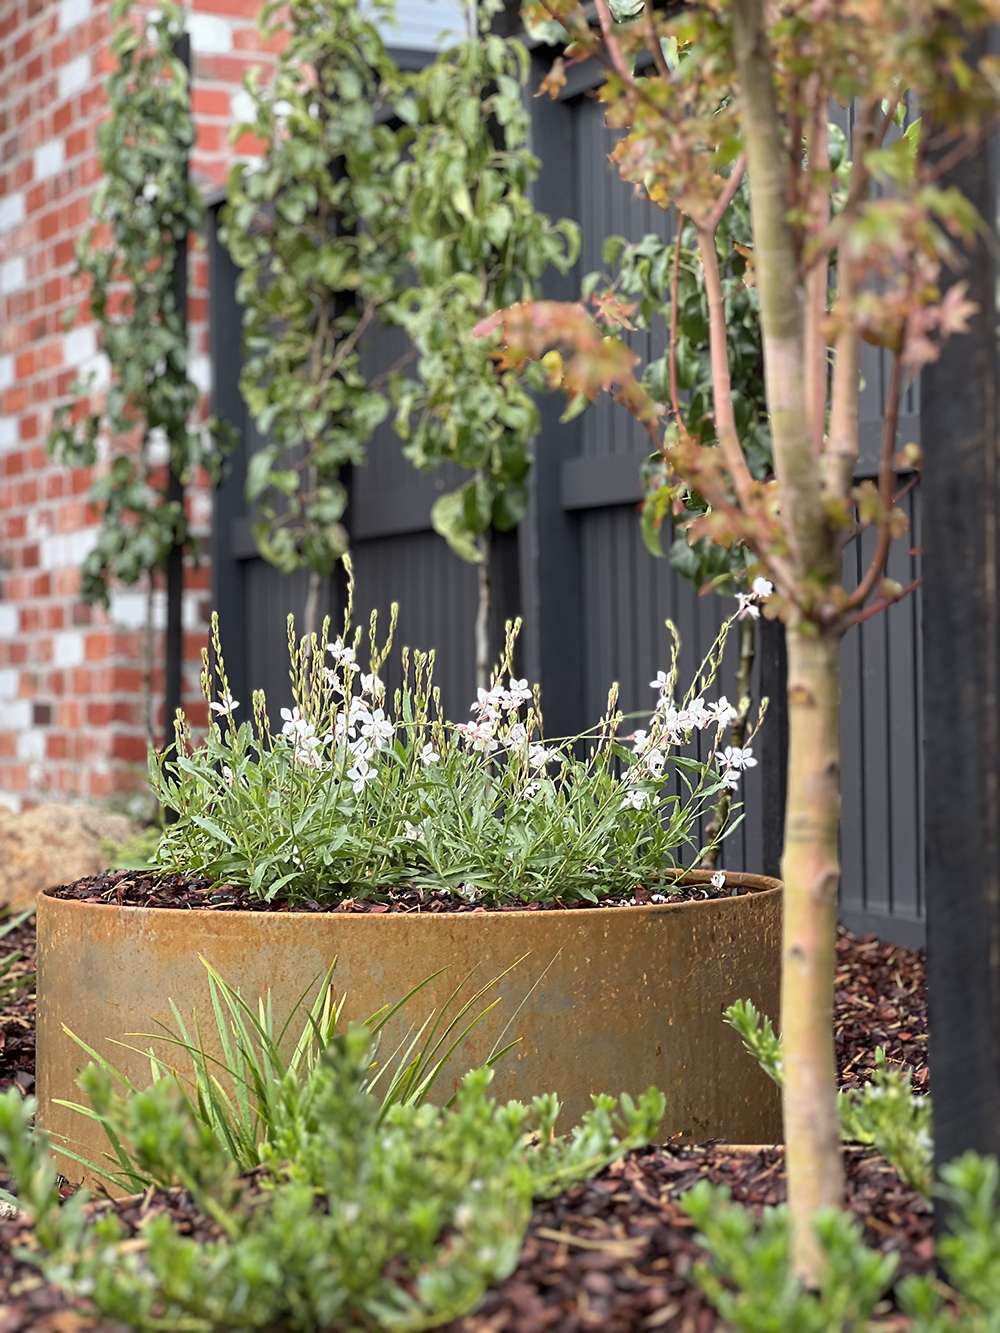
[726,998,932,1195]
[0,1035,664,1332]
[684,1152,1000,1332]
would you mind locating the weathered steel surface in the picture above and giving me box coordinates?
[36,872,782,1180]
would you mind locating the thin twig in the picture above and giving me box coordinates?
[643,0,671,84]
[847,576,921,627]
[668,213,686,429]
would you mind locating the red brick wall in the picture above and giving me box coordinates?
[0,0,273,811]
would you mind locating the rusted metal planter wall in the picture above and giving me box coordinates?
[37,873,781,1179]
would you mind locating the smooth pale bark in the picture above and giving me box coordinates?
[780,627,844,1276]
[731,0,846,1282]
[731,1,830,583]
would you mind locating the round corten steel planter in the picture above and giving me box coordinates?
[36,870,782,1178]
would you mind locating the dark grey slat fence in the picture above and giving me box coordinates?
[209,53,925,946]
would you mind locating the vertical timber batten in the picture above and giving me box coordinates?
[922,28,1000,1167]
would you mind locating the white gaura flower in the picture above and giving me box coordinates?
[621,787,652,811]
[737,575,774,620]
[644,748,666,779]
[709,696,738,727]
[292,734,323,769]
[650,670,670,692]
[658,704,688,743]
[420,743,439,766]
[347,755,377,794]
[506,677,532,709]
[523,780,541,800]
[505,722,528,750]
[719,767,741,791]
[528,742,560,770]
[684,697,711,730]
[360,672,383,699]
[630,728,650,753]
[327,638,356,666]
[210,693,239,717]
[722,745,757,772]
[472,685,505,719]
[348,696,371,729]
[711,870,727,890]
[360,708,394,751]
[280,705,309,736]
[457,720,499,754]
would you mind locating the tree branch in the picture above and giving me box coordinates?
[592,0,633,85]
[847,576,921,627]
[704,154,746,232]
[696,224,758,510]
[643,0,672,84]
[668,213,686,430]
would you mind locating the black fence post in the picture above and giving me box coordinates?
[164,30,191,750]
[922,33,1000,1172]
[758,618,788,880]
[520,51,585,739]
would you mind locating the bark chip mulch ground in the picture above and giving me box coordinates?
[0,902,929,1332]
[449,1144,932,1333]
[0,913,35,1101]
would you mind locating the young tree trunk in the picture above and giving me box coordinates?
[731,0,846,1281]
[780,627,844,1278]
[475,529,492,692]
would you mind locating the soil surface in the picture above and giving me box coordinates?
[450,1145,932,1332]
[0,912,35,1101]
[0,913,930,1332]
[45,868,760,914]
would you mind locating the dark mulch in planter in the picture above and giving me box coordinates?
[450,1144,934,1332]
[45,868,756,913]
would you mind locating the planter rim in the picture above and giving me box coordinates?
[39,867,781,922]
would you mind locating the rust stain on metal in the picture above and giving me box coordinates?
[36,871,782,1182]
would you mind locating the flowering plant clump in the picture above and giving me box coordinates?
[151,563,764,907]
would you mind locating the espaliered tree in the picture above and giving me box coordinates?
[223,0,404,638]
[388,0,578,687]
[479,0,998,1281]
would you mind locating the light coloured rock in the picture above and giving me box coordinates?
[0,803,139,911]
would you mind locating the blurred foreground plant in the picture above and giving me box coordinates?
[0,1019,663,1331]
